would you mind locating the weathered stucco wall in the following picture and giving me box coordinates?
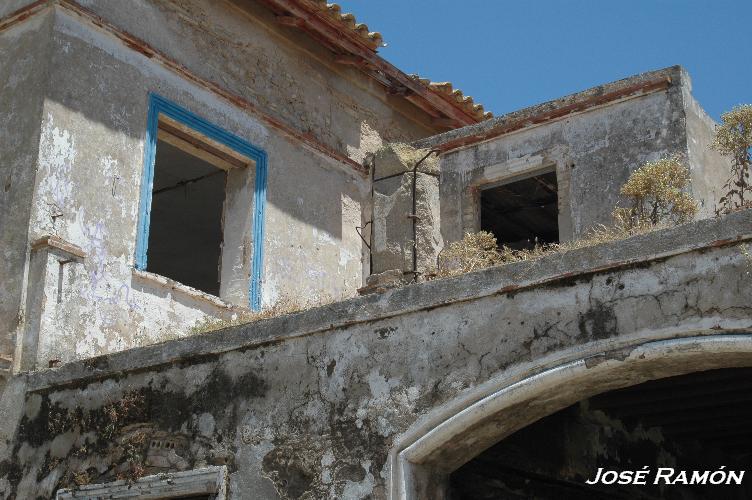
[682,77,734,216]
[20,6,277,367]
[421,67,728,246]
[1,1,447,369]
[0,10,54,361]
[1,211,750,499]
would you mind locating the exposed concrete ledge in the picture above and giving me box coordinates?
[30,235,86,261]
[24,209,752,391]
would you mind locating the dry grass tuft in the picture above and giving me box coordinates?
[71,470,90,486]
[435,231,505,277]
[190,294,332,334]
[433,223,657,280]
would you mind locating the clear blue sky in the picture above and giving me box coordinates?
[336,0,751,121]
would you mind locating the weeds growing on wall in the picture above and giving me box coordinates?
[712,104,752,214]
[116,431,148,482]
[434,156,698,279]
[433,225,656,279]
[190,294,332,334]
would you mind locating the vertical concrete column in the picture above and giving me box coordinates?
[19,236,85,370]
[369,144,442,281]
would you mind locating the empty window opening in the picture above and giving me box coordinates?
[145,118,250,297]
[480,170,559,250]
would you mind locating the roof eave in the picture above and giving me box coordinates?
[253,0,485,128]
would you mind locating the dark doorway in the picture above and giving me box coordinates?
[449,367,752,499]
[146,138,226,296]
[480,170,559,250]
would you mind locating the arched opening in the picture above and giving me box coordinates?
[390,334,752,500]
[450,367,752,499]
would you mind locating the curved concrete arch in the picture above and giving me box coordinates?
[389,331,752,500]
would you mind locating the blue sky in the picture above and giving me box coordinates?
[336,1,751,121]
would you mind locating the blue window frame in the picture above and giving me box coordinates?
[135,93,267,310]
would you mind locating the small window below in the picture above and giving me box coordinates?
[145,117,249,297]
[480,170,559,250]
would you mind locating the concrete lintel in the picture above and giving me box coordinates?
[24,209,752,391]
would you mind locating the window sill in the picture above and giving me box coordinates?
[132,269,240,311]
[56,465,227,499]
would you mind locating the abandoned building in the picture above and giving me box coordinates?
[0,0,750,498]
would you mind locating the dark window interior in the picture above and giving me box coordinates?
[480,170,559,250]
[450,368,752,499]
[146,138,226,296]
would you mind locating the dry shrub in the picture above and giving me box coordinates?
[191,294,332,334]
[59,469,92,491]
[613,156,697,229]
[712,104,752,213]
[436,231,504,277]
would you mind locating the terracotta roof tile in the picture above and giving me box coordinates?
[306,1,384,50]
[419,77,493,120]
[268,0,492,124]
